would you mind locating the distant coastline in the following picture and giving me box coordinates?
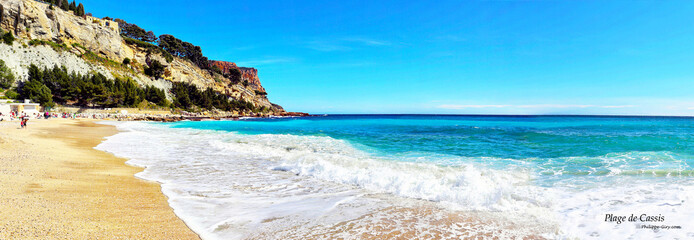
[310,113,694,118]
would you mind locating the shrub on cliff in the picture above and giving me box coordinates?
[1,31,15,45]
[211,65,223,75]
[28,39,69,51]
[144,60,166,78]
[228,68,242,83]
[0,60,15,89]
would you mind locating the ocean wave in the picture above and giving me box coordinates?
[204,129,546,212]
[95,121,694,239]
[532,151,693,178]
[96,122,556,238]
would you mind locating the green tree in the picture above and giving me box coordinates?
[171,83,192,109]
[0,60,15,89]
[27,64,43,83]
[122,58,131,65]
[69,1,76,11]
[144,85,168,107]
[4,89,18,99]
[144,60,165,78]
[211,65,222,75]
[76,3,85,16]
[21,80,54,107]
[227,68,241,83]
[158,34,209,69]
[115,19,157,42]
[60,0,69,11]
[18,64,255,111]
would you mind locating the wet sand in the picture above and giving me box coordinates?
[0,119,199,239]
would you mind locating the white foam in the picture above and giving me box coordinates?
[553,179,694,239]
[95,122,694,239]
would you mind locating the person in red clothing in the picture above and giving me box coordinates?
[23,115,29,128]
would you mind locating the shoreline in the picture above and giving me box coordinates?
[98,120,558,239]
[0,119,200,239]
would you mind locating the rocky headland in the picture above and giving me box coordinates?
[0,0,299,118]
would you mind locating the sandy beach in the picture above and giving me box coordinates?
[0,119,199,239]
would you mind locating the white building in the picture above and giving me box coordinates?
[84,16,120,33]
[0,99,42,120]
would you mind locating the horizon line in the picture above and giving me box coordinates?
[305,113,694,118]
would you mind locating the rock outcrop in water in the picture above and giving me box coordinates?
[0,0,286,114]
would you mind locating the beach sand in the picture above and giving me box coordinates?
[0,119,199,239]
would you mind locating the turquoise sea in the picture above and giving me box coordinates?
[96,115,694,239]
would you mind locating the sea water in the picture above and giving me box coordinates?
[95,115,694,239]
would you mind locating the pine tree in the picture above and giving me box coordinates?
[69,1,76,12]
[76,3,85,16]
[60,0,69,11]
[0,60,15,89]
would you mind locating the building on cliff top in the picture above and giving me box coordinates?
[84,15,119,33]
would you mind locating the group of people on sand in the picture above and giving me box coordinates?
[20,114,29,129]
[3,111,32,129]
[0,111,40,128]
[1,110,126,122]
[1,111,37,121]
[1,110,186,123]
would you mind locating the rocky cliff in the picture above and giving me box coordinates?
[209,60,265,92]
[0,0,126,60]
[0,0,285,114]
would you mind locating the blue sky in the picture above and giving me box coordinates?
[81,0,694,115]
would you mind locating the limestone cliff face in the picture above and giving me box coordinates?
[0,0,284,113]
[209,60,266,92]
[209,60,238,71]
[0,0,126,60]
[239,67,265,92]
